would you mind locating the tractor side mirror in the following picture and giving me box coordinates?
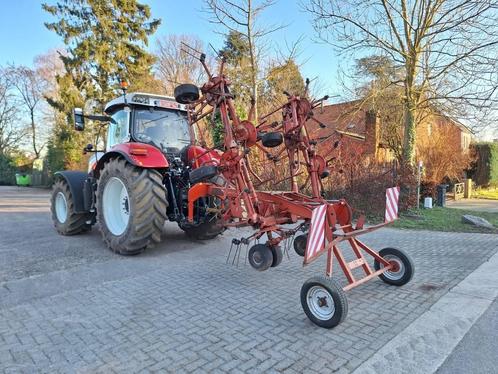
[83,144,94,154]
[73,108,85,131]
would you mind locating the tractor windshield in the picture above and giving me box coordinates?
[133,107,190,153]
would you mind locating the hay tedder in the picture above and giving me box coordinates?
[173,46,414,328]
[50,44,413,328]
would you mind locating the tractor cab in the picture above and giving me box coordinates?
[103,93,191,155]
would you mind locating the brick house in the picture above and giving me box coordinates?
[311,101,473,165]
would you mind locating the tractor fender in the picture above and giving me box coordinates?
[94,142,169,177]
[182,145,221,169]
[54,171,89,213]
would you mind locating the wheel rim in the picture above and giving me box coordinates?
[383,255,405,281]
[103,177,130,236]
[307,285,335,320]
[252,250,263,265]
[55,192,68,223]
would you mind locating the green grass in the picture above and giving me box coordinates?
[391,207,498,233]
[473,188,498,200]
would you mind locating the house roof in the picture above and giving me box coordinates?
[311,100,367,139]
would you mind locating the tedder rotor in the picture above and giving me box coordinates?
[174,46,414,328]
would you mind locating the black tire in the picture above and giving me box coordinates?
[248,244,273,271]
[189,165,219,184]
[374,247,414,286]
[174,84,200,104]
[301,276,348,329]
[270,246,283,267]
[179,218,224,240]
[293,234,308,257]
[50,179,92,235]
[179,194,225,240]
[96,158,168,255]
[261,132,283,148]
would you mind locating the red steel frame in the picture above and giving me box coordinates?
[183,51,396,291]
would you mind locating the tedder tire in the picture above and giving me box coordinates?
[373,247,414,286]
[51,179,92,235]
[301,276,348,328]
[270,246,283,267]
[248,244,273,271]
[96,158,167,255]
[261,132,283,148]
[174,84,200,104]
[293,234,308,257]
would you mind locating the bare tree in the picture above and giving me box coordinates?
[204,0,285,121]
[155,34,212,94]
[0,70,25,155]
[306,0,498,167]
[7,65,45,158]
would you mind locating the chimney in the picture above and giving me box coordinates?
[365,110,379,159]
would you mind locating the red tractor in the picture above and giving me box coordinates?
[50,89,224,255]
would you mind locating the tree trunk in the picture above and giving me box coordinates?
[402,100,416,167]
[30,109,40,159]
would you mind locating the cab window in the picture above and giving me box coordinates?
[107,109,130,149]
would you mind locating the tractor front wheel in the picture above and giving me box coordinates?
[51,179,92,235]
[96,158,167,255]
[179,218,224,240]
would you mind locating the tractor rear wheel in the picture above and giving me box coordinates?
[96,158,167,255]
[51,179,92,235]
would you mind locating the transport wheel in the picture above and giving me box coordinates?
[248,244,273,271]
[51,179,92,235]
[301,276,348,329]
[374,247,414,286]
[97,158,168,255]
[293,234,308,257]
[270,246,283,267]
[174,84,200,104]
[261,132,283,148]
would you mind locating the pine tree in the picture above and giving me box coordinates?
[43,0,160,171]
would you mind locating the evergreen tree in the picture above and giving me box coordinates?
[42,0,160,171]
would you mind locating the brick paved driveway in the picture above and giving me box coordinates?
[1,186,497,373]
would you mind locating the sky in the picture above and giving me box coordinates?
[0,0,343,96]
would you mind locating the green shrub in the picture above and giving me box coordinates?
[0,154,16,185]
[470,143,498,187]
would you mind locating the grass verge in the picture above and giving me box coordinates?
[472,188,498,200]
[391,207,498,233]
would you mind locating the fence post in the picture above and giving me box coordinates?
[464,178,472,198]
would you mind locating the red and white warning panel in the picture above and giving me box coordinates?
[385,186,400,223]
[304,204,327,263]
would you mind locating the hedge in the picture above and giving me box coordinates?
[470,142,498,187]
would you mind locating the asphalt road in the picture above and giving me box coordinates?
[437,299,498,374]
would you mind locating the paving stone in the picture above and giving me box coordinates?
[1,188,497,373]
